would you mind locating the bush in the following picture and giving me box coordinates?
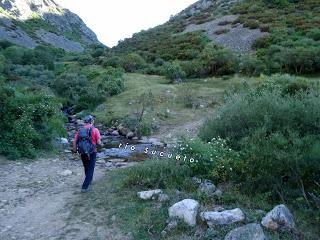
[201,44,238,76]
[0,82,65,159]
[102,56,122,68]
[163,62,186,82]
[199,74,320,203]
[239,54,266,76]
[121,53,146,72]
[176,137,239,179]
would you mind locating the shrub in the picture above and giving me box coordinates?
[239,54,266,76]
[121,53,146,72]
[199,74,320,203]
[102,56,122,68]
[0,82,65,159]
[163,62,186,82]
[201,44,238,76]
[176,137,239,179]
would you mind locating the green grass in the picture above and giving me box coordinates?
[94,73,261,129]
[66,159,320,239]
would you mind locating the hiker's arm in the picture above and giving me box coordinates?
[72,133,78,153]
[95,129,102,147]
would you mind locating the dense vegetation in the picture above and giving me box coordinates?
[0,41,124,158]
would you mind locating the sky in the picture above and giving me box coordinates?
[57,0,198,47]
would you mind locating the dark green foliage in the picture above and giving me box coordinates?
[198,75,320,204]
[201,43,238,76]
[0,81,65,159]
[163,62,186,81]
[52,67,124,110]
[120,53,146,72]
[239,54,266,76]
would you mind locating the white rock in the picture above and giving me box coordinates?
[60,170,73,176]
[261,204,295,231]
[225,223,266,240]
[168,199,200,226]
[137,189,163,200]
[60,138,69,144]
[200,208,245,227]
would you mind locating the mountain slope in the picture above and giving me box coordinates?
[112,0,320,76]
[0,0,101,52]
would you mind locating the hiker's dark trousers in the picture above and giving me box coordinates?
[81,152,97,190]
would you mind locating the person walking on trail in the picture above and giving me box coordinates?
[73,115,102,193]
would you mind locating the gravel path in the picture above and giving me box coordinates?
[0,156,129,240]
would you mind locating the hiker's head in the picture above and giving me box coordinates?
[84,115,95,124]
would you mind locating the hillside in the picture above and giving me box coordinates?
[0,0,101,52]
[111,0,320,77]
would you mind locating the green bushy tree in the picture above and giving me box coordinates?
[0,81,65,159]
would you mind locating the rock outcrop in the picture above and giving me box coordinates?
[0,0,101,51]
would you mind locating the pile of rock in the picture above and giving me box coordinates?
[137,185,297,239]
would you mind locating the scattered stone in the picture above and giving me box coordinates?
[225,223,266,240]
[60,138,69,144]
[126,131,135,139]
[198,180,217,195]
[261,204,295,231]
[108,158,126,163]
[96,159,106,164]
[200,208,245,227]
[111,130,119,136]
[105,162,113,168]
[168,199,200,226]
[161,219,178,235]
[212,189,223,197]
[137,189,163,200]
[111,215,116,221]
[64,150,72,154]
[118,126,130,136]
[192,177,202,185]
[132,137,139,141]
[212,205,225,212]
[60,170,73,176]
[158,193,170,202]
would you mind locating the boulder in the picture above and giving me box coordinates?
[225,223,266,240]
[261,204,295,231]
[200,208,245,227]
[198,180,217,195]
[168,199,200,226]
[137,189,163,200]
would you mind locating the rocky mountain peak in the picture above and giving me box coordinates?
[0,0,101,51]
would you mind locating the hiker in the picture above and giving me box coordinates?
[72,115,102,193]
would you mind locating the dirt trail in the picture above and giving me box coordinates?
[0,156,129,240]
